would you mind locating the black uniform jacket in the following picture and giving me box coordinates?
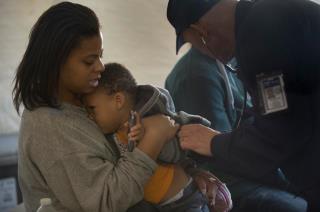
[212,0,320,189]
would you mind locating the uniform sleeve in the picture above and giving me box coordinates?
[212,96,313,179]
[211,0,318,179]
[30,121,157,212]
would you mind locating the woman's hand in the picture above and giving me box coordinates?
[178,124,220,157]
[137,114,180,160]
[192,170,218,207]
[127,111,144,142]
[192,170,233,212]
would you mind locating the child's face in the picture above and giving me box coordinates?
[84,87,123,134]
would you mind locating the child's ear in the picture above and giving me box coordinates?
[114,92,126,109]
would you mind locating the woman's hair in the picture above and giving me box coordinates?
[13,2,101,113]
[100,63,138,100]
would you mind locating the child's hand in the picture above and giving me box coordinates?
[128,111,144,142]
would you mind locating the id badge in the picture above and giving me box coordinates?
[256,73,288,115]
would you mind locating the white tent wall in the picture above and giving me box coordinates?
[0,0,189,134]
[1,0,320,135]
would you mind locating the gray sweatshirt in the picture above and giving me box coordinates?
[134,85,211,163]
[18,103,157,212]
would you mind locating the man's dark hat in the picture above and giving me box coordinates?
[167,0,220,53]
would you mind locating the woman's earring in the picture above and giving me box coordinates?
[201,37,206,46]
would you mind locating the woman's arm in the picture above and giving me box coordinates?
[25,114,178,212]
[137,115,180,160]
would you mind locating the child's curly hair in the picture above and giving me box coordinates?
[99,63,138,99]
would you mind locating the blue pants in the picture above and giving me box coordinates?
[232,184,307,212]
[127,182,209,212]
[207,167,307,212]
[159,181,209,212]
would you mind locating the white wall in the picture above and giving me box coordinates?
[0,0,189,134]
[1,0,319,135]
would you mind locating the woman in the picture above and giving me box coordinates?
[13,2,178,211]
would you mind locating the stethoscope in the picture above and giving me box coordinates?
[201,36,247,129]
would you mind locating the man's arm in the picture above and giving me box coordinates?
[212,0,319,179]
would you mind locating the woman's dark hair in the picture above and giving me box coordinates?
[13,1,101,114]
[100,63,138,100]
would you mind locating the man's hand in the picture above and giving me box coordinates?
[178,124,220,156]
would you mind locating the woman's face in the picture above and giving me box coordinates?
[58,32,104,104]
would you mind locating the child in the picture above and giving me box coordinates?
[83,63,232,212]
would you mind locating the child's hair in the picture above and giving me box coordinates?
[13,2,101,113]
[99,63,138,100]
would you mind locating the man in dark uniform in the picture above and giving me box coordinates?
[167,0,320,211]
